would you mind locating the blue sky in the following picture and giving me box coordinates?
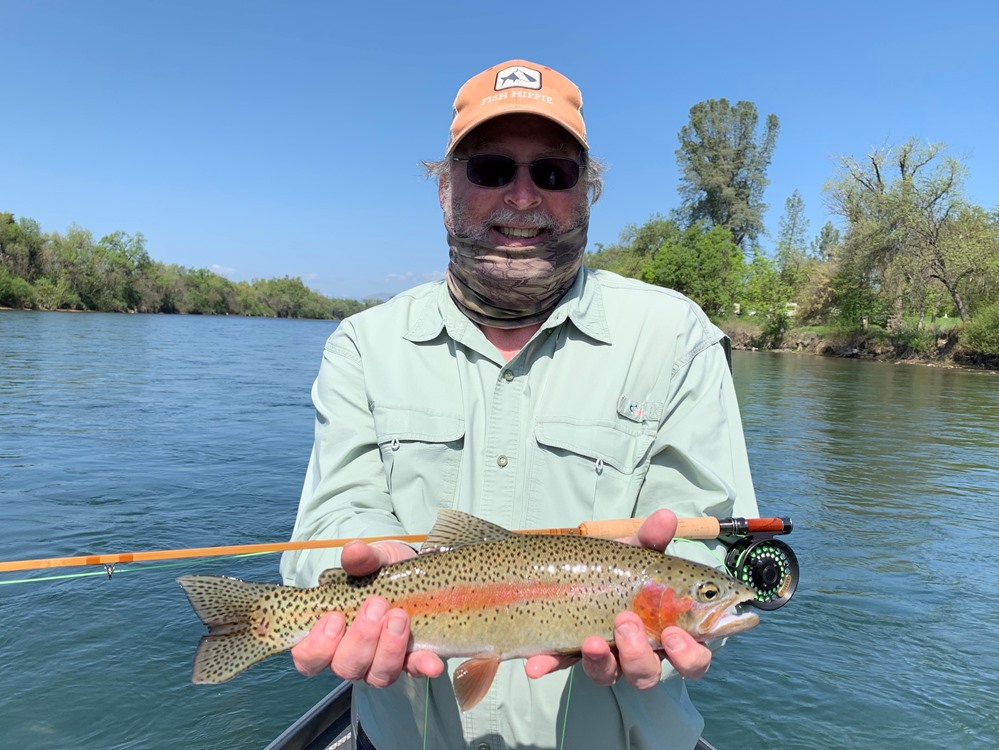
[4,1,997,299]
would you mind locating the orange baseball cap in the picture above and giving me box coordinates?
[446,59,588,155]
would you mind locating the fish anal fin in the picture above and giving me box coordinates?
[421,510,514,554]
[191,630,286,684]
[452,655,501,712]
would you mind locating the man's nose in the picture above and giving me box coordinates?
[503,165,543,210]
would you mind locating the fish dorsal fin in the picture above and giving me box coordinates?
[420,510,514,554]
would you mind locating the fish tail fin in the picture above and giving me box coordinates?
[177,574,293,684]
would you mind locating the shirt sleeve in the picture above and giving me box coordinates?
[280,321,407,587]
[638,337,760,569]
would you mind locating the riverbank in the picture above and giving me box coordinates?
[721,320,999,372]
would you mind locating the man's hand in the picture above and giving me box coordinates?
[290,540,446,686]
[524,509,713,687]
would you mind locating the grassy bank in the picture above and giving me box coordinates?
[720,317,999,371]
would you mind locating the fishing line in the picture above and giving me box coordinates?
[558,664,576,750]
[422,677,430,750]
[0,551,275,586]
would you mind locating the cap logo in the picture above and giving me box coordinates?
[495,65,542,92]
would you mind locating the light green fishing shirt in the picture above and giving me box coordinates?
[281,267,759,750]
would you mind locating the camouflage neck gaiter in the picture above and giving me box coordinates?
[445,223,588,329]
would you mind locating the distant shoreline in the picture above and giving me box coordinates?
[4,306,996,372]
[723,324,999,373]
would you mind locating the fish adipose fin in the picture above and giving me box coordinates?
[420,509,515,554]
[177,574,293,684]
[452,655,501,712]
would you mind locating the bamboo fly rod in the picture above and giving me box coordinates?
[0,516,791,574]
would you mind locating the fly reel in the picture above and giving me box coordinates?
[724,535,798,610]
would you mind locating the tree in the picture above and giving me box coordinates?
[775,189,811,297]
[811,221,841,261]
[675,99,780,250]
[641,223,743,316]
[0,213,45,281]
[0,211,382,318]
[741,248,792,345]
[826,139,998,326]
[586,215,681,280]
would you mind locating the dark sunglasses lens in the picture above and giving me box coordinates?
[466,155,517,187]
[529,158,580,190]
[465,155,580,190]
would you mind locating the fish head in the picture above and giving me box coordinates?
[633,561,760,642]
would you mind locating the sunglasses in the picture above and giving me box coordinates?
[452,154,581,191]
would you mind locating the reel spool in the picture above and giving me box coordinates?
[724,536,798,610]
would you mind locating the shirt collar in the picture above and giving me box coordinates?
[540,266,612,344]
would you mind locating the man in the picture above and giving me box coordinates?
[280,59,759,750]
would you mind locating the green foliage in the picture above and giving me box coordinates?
[675,99,780,249]
[740,249,792,346]
[584,245,645,278]
[826,139,999,326]
[0,212,380,319]
[0,264,34,307]
[811,221,841,261]
[642,223,743,315]
[775,189,814,303]
[587,215,680,279]
[827,262,891,329]
[961,301,999,355]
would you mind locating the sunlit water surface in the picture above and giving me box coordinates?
[1,311,996,749]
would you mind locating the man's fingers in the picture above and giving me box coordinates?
[340,541,383,577]
[404,650,447,679]
[632,508,678,551]
[661,626,711,680]
[291,612,346,677]
[615,613,663,690]
[341,540,417,577]
[330,597,389,680]
[364,609,411,688]
[580,636,619,686]
[524,653,578,680]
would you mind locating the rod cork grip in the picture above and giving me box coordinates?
[674,516,724,539]
[577,518,644,539]
[578,516,723,540]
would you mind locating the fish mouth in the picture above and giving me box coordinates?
[696,591,760,640]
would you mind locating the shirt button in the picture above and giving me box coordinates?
[502,370,514,382]
[476,744,491,750]
[496,455,508,468]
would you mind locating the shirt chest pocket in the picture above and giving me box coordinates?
[529,418,656,525]
[371,404,465,506]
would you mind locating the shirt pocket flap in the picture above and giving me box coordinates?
[534,418,652,474]
[371,404,465,444]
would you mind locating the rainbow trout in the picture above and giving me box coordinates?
[178,510,758,710]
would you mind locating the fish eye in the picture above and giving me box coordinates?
[697,582,721,602]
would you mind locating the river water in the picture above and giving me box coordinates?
[1,311,996,749]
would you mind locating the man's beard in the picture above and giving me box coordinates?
[441,185,589,242]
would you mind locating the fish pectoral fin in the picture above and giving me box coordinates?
[452,656,501,712]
